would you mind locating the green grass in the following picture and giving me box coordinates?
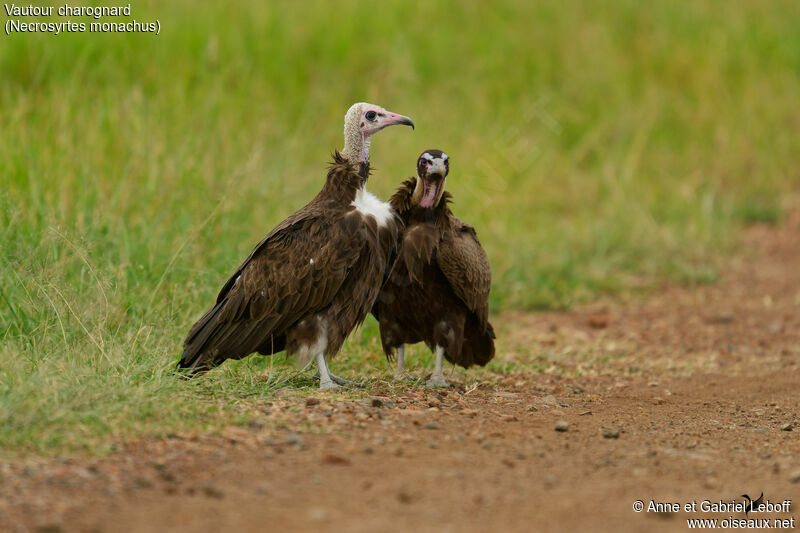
[2,0,800,454]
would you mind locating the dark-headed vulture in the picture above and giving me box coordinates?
[373,150,495,387]
[178,103,414,389]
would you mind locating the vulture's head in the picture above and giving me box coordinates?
[343,102,414,163]
[413,149,449,208]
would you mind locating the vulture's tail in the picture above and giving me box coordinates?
[178,301,259,372]
[178,301,286,373]
[461,317,496,368]
[177,302,226,373]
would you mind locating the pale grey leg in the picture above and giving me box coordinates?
[426,345,449,387]
[315,352,340,390]
[393,345,406,379]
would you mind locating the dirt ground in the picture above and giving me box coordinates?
[1,214,799,533]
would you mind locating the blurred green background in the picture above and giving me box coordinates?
[1,0,799,453]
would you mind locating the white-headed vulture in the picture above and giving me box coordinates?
[179,103,414,389]
[373,150,495,387]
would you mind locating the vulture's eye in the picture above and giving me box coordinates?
[365,110,377,121]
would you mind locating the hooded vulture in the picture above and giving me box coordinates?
[178,103,414,389]
[373,150,495,387]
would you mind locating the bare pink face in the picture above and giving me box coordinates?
[360,105,414,138]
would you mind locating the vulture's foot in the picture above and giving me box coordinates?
[425,374,450,388]
[330,373,356,387]
[313,371,361,388]
[318,380,341,391]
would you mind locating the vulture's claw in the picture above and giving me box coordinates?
[313,371,362,388]
[425,375,451,388]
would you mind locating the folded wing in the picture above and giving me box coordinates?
[180,211,368,370]
[436,220,492,328]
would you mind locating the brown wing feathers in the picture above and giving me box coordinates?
[181,221,353,370]
[179,155,380,371]
[396,224,437,284]
[436,220,492,328]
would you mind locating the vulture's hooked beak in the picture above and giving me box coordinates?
[426,159,446,177]
[384,112,415,130]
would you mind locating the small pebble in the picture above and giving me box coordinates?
[361,398,383,409]
[424,421,440,430]
[555,420,569,432]
[246,419,266,430]
[132,477,154,490]
[285,433,304,449]
[602,429,620,439]
[200,482,224,499]
[536,395,561,407]
[789,470,800,483]
[321,453,350,465]
[587,314,608,328]
[156,469,176,484]
[780,423,793,431]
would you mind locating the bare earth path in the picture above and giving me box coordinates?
[2,215,799,532]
